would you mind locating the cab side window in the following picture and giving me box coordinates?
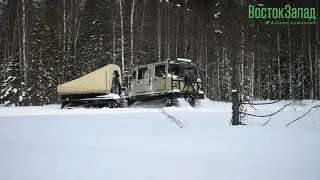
[138,68,148,80]
[155,65,166,77]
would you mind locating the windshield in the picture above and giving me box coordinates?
[184,65,197,75]
[168,63,197,76]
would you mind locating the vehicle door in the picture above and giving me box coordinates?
[153,64,167,93]
[135,67,149,94]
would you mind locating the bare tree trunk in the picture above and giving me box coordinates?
[111,7,116,64]
[0,27,3,52]
[241,22,244,97]
[240,0,245,101]
[18,16,22,80]
[22,0,28,105]
[157,0,161,61]
[231,53,240,125]
[112,20,116,64]
[277,31,281,99]
[175,12,179,58]
[223,47,226,97]
[167,2,170,58]
[73,0,83,69]
[205,28,208,94]
[217,49,221,100]
[301,25,305,99]
[66,17,72,80]
[226,47,231,101]
[57,19,62,83]
[3,19,7,77]
[140,0,147,37]
[251,50,255,98]
[316,0,319,99]
[118,0,125,73]
[212,59,216,100]
[63,0,66,83]
[267,44,270,99]
[288,22,292,99]
[73,0,77,65]
[164,2,167,59]
[308,24,313,99]
[130,0,135,71]
[257,46,261,99]
[139,0,147,60]
[184,0,188,58]
[3,26,6,80]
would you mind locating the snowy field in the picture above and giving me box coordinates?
[0,98,320,180]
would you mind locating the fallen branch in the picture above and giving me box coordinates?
[262,117,272,126]
[245,102,260,112]
[241,97,260,112]
[160,108,185,128]
[285,105,320,127]
[242,99,282,105]
[240,101,293,118]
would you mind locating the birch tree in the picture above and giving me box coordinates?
[288,22,292,99]
[301,25,305,99]
[22,0,28,105]
[316,0,319,99]
[117,0,125,74]
[307,25,313,99]
[277,31,281,99]
[61,0,66,83]
[157,0,161,61]
[183,0,188,58]
[130,0,135,71]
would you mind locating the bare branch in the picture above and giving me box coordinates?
[161,109,185,128]
[262,117,272,126]
[160,108,185,128]
[285,105,320,127]
[246,102,260,112]
[242,99,282,105]
[240,101,293,118]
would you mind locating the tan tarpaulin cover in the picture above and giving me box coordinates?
[57,64,122,95]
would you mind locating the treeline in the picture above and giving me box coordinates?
[0,0,319,106]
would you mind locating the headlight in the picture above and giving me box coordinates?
[173,81,177,87]
[173,81,178,89]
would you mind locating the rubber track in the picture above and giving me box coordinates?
[63,96,200,109]
[63,99,119,109]
[129,97,180,108]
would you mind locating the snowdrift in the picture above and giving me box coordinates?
[0,99,320,180]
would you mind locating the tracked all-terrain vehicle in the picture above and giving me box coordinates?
[57,58,204,109]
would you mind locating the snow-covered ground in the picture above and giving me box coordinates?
[0,98,320,180]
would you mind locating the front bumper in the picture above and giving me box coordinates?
[170,91,205,99]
